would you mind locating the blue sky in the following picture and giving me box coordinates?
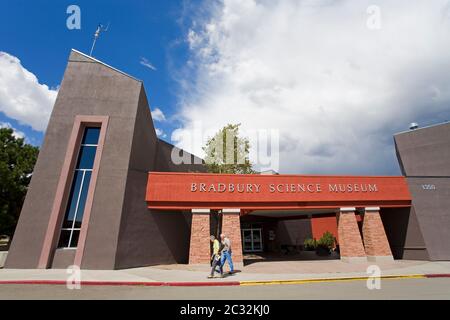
[1,0,450,175]
[0,0,191,145]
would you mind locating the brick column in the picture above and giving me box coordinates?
[189,209,211,265]
[362,207,394,262]
[337,207,367,263]
[221,209,243,264]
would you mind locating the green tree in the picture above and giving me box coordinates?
[203,124,255,174]
[0,128,39,237]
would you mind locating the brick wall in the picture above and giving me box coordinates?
[337,210,366,258]
[188,213,211,264]
[362,210,393,257]
[222,213,243,263]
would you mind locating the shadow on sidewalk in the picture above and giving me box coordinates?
[243,252,340,267]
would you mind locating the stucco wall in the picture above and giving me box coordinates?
[381,207,429,260]
[395,122,450,260]
[6,50,205,270]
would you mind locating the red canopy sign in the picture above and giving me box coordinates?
[146,172,411,210]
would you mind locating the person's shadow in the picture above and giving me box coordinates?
[222,270,242,278]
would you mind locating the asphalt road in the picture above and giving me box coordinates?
[0,278,449,300]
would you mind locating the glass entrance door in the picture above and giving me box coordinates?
[242,228,263,253]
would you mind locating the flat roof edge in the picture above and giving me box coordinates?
[394,121,450,136]
[70,49,142,83]
[147,172,407,179]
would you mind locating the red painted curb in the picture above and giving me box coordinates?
[2,274,449,287]
[0,280,66,286]
[425,274,450,278]
[0,280,240,287]
[0,280,163,286]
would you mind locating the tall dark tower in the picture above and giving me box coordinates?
[6,50,205,270]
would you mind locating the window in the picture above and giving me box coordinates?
[58,127,100,248]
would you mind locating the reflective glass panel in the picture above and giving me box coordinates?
[62,171,84,229]
[74,171,92,229]
[81,127,100,145]
[58,230,71,248]
[70,230,80,248]
[77,146,97,169]
[58,126,99,248]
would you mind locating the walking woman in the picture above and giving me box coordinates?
[208,235,223,278]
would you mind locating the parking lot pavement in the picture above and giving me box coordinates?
[0,278,449,300]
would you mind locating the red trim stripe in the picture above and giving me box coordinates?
[0,280,240,287]
[424,274,450,278]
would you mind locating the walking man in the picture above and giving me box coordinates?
[220,233,234,274]
[208,235,223,278]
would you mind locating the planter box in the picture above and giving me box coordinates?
[316,247,332,256]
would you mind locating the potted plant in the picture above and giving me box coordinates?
[303,238,317,251]
[315,232,335,256]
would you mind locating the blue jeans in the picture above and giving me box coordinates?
[221,251,234,273]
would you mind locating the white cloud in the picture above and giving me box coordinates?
[0,52,58,132]
[151,108,166,122]
[140,57,157,71]
[0,122,25,139]
[155,128,167,138]
[172,0,450,174]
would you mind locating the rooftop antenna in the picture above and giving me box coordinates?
[89,23,110,57]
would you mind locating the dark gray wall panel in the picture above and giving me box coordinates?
[115,171,192,269]
[52,249,76,269]
[395,123,450,177]
[277,220,312,246]
[155,139,206,173]
[406,178,450,260]
[381,207,429,260]
[395,123,450,261]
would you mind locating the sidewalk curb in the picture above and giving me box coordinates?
[239,274,426,286]
[0,273,448,287]
[0,280,241,287]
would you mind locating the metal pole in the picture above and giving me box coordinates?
[89,37,97,56]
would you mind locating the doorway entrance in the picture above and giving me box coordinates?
[242,228,263,253]
[240,210,343,265]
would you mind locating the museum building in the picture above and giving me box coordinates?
[5,50,450,270]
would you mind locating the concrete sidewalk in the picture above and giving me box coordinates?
[1,260,449,286]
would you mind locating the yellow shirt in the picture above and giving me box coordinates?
[213,239,220,256]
